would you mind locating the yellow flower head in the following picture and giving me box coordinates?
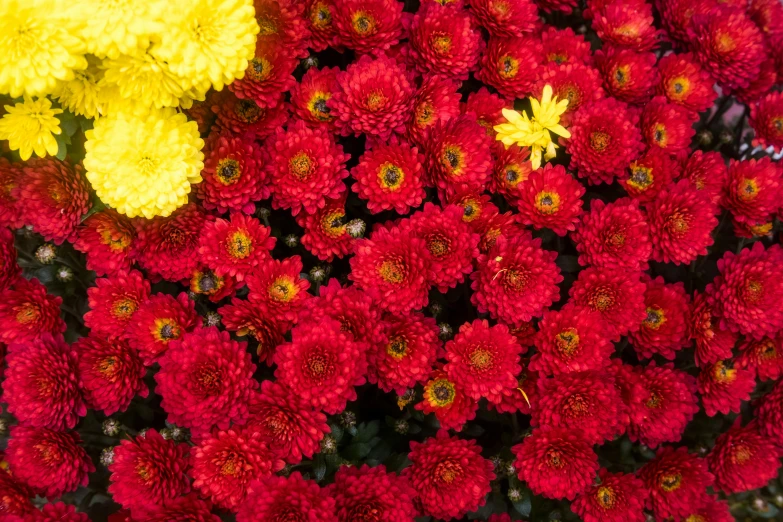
[84,107,204,219]
[493,85,571,170]
[52,58,103,118]
[0,97,62,161]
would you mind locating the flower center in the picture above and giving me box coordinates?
[352,11,376,34]
[307,92,332,122]
[535,191,561,214]
[715,31,736,53]
[289,151,317,180]
[304,350,335,381]
[503,164,524,186]
[248,57,272,82]
[643,306,666,330]
[596,486,615,509]
[652,124,668,146]
[628,165,653,190]
[112,298,137,320]
[434,459,463,484]
[440,145,464,176]
[216,158,241,185]
[415,101,434,126]
[269,277,297,302]
[378,162,404,190]
[732,444,753,464]
[738,178,758,201]
[665,211,690,237]
[386,336,408,359]
[426,233,450,257]
[604,227,626,249]
[194,363,222,396]
[589,131,611,152]
[364,90,388,111]
[712,361,737,384]
[547,53,567,64]
[256,15,277,36]
[546,448,565,468]
[192,268,223,295]
[668,77,690,99]
[430,32,452,55]
[589,287,615,312]
[98,356,119,380]
[646,390,663,408]
[614,66,629,86]
[503,267,529,292]
[564,393,590,417]
[427,378,456,406]
[15,302,40,324]
[498,55,519,79]
[378,258,406,284]
[555,328,580,356]
[321,211,346,237]
[659,473,682,492]
[226,230,253,259]
[153,317,181,343]
[468,348,493,371]
[220,451,242,476]
[349,502,383,522]
[744,279,763,303]
[235,99,262,123]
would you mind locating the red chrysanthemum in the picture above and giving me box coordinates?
[267,119,349,215]
[620,149,682,203]
[6,426,93,499]
[656,52,717,113]
[84,270,150,339]
[244,380,330,464]
[565,98,645,185]
[756,379,783,446]
[571,469,647,522]
[595,47,658,105]
[736,334,783,380]
[471,234,562,326]
[534,63,605,124]
[305,0,339,51]
[449,190,502,234]
[569,267,647,340]
[540,26,592,66]
[0,277,65,344]
[750,91,783,152]
[0,158,23,229]
[123,292,199,365]
[213,94,289,140]
[629,276,691,360]
[328,464,418,522]
[655,0,714,45]
[198,213,275,281]
[17,158,90,245]
[722,157,782,226]
[464,88,508,138]
[190,427,284,511]
[408,4,483,80]
[0,468,33,517]
[404,431,494,520]
[73,209,136,277]
[488,365,538,415]
[515,164,584,236]
[697,360,755,417]
[708,421,781,494]
[405,75,462,146]
[476,36,542,100]
[593,2,661,51]
[730,56,778,105]
[333,0,403,54]
[415,368,478,431]
[197,129,268,215]
[108,429,191,510]
[488,143,531,204]
[230,41,297,108]
[135,203,209,282]
[330,55,414,139]
[640,96,698,153]
[513,426,599,500]
[189,266,240,303]
[689,290,739,368]
[640,446,714,521]
[274,320,367,414]
[23,502,88,522]
[131,494,220,522]
[297,196,355,262]
[254,0,310,57]
[245,255,310,325]
[236,472,337,522]
[351,138,426,215]
[679,495,734,522]
[681,150,727,205]
[530,306,614,375]
[469,0,539,36]
[425,114,493,197]
[290,66,339,128]
[73,335,147,416]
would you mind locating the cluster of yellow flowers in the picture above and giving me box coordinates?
[0,0,259,218]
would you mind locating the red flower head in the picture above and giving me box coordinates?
[245,380,330,464]
[698,360,755,417]
[469,0,538,36]
[681,150,727,205]
[640,447,714,521]
[488,143,532,204]
[640,96,698,153]
[333,0,403,54]
[24,502,88,522]
[444,319,521,403]
[331,55,414,139]
[477,36,542,100]
[290,66,339,128]
[268,120,349,216]
[4,334,84,430]
[572,198,651,271]
[571,469,648,522]
[135,203,209,282]
[656,52,717,112]
[535,0,579,14]
[328,464,418,522]
[6,426,93,499]
[757,379,783,446]
[198,129,268,215]
[750,91,783,152]
[689,290,738,368]
[84,270,150,339]
[198,213,275,281]
[131,494,220,522]
[534,63,605,124]
[297,196,355,261]
[426,114,493,197]
[408,4,483,80]
[406,75,462,146]
[18,158,90,245]
[246,255,310,325]
[350,138,426,215]
[230,41,297,108]
[0,158,23,229]
[722,157,782,226]
[416,368,478,431]
[647,179,718,265]
[515,164,585,236]
[708,421,781,494]
[690,7,767,91]
[569,267,647,340]
[405,431,494,519]
[593,2,661,51]
[73,335,147,416]
[530,306,614,375]
[736,334,783,380]
[449,190,501,234]
[213,93,289,140]
[237,473,336,522]
[488,365,538,415]
[0,468,33,517]
[190,267,240,303]
[464,88,508,138]
[0,228,18,293]
[620,149,682,202]
[349,224,431,314]
[305,0,339,51]
[729,56,778,106]
[73,209,136,277]
[629,276,691,360]
[748,0,783,39]
[368,311,440,393]
[190,427,284,511]
[108,429,190,510]
[540,26,592,66]
[679,495,734,522]
[655,0,714,45]
[513,426,599,500]
[708,242,783,339]
[274,320,367,414]
[0,278,65,344]
[254,0,310,55]
[123,292,200,365]
[595,47,658,105]
[566,98,645,185]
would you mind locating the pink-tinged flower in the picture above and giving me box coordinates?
[416,369,478,431]
[679,495,734,522]
[629,276,691,360]
[73,335,147,416]
[530,306,614,375]
[254,0,310,58]
[513,427,599,500]
[230,41,297,108]
[0,228,19,293]
[198,213,275,281]
[108,429,190,510]
[237,473,337,522]
[123,292,199,365]
[425,114,493,197]
[569,267,646,340]
[750,91,783,152]
[639,446,714,521]
[408,4,483,80]
[640,96,698,153]
[722,157,782,226]
[595,47,658,105]
[190,427,284,511]
[488,365,538,415]
[268,120,349,216]
[405,431,494,519]
[488,143,532,204]
[405,75,462,146]
[84,270,150,339]
[571,469,647,522]
[737,334,783,381]
[620,149,681,203]
[274,320,367,414]
[0,158,23,229]
[246,255,310,325]
[756,379,783,446]
[351,138,426,215]
[515,164,584,236]
[534,63,605,124]
[477,36,542,100]
[290,66,339,128]
[333,0,403,54]
[471,234,562,327]
[23,502,89,522]
[656,52,717,113]
[540,26,592,65]
[698,360,755,417]
[297,196,355,262]
[0,278,65,344]
[0,468,33,517]
[655,0,714,45]
[244,380,330,464]
[469,0,539,36]
[130,494,220,522]
[156,327,257,436]
[73,209,136,276]
[689,290,738,368]
[593,2,661,51]
[680,149,727,205]
[6,426,94,499]
[328,464,418,522]
[708,420,781,494]
[213,94,289,140]
[305,0,339,51]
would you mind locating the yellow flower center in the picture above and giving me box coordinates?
[310,2,333,30]
[498,55,519,79]
[659,473,682,492]
[247,57,272,83]
[535,191,561,214]
[589,131,611,152]
[738,178,758,201]
[426,233,450,257]
[15,302,40,324]
[289,151,317,180]
[555,328,580,356]
[305,352,334,380]
[667,77,691,100]
[415,101,434,127]
[257,16,277,36]
[434,459,463,484]
[268,277,297,302]
[378,258,406,284]
[712,361,737,384]
[100,228,133,252]
[386,336,408,359]
[644,306,666,330]
[112,298,137,319]
[627,165,654,191]
[589,287,615,312]
[546,448,565,468]
[596,487,616,509]
[665,211,690,237]
[652,124,668,146]
[153,318,181,343]
[503,267,529,292]
[378,162,404,190]
[427,379,456,407]
[235,99,262,123]
[502,164,526,187]
[430,32,452,55]
[469,347,494,371]
[646,391,663,408]
[352,11,376,34]
[732,444,753,465]
[216,158,241,185]
[321,211,346,238]
[307,92,333,122]
[744,279,763,303]
[614,65,630,86]
[715,32,736,53]
[440,145,464,176]
[364,90,388,111]
[226,230,252,259]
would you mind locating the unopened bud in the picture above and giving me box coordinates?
[320,434,338,454]
[346,219,366,239]
[284,234,299,247]
[204,311,221,327]
[56,266,73,282]
[102,418,121,437]
[100,447,115,466]
[438,323,453,340]
[394,419,409,434]
[35,244,56,264]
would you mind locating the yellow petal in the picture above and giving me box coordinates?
[548,124,571,139]
[530,146,542,170]
[501,108,523,124]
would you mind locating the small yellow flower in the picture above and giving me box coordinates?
[0,97,62,161]
[52,58,103,118]
[494,85,571,170]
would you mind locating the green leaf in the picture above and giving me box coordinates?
[54,131,71,160]
[59,111,79,137]
[312,454,327,482]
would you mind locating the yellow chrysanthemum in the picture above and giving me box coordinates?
[52,58,103,118]
[153,0,259,93]
[494,85,571,170]
[84,107,204,219]
[0,0,87,98]
[0,97,62,161]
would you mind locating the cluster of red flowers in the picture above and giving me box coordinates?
[2,0,783,520]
